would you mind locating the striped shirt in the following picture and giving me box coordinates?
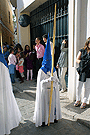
[35,43,45,59]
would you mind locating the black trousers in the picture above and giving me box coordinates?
[36,57,43,77]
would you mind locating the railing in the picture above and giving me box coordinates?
[30,0,68,65]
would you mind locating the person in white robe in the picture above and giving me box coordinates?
[0,46,21,135]
[33,34,62,127]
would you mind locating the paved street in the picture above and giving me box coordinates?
[10,79,90,135]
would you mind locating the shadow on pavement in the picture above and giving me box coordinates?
[10,118,90,135]
[14,91,35,101]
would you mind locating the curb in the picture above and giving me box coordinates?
[77,119,90,129]
[13,85,23,93]
[61,108,90,129]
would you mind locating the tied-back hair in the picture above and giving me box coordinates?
[83,37,90,50]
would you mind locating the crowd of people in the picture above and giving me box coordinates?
[2,35,68,88]
[2,36,90,111]
[3,42,29,84]
[0,34,62,134]
[3,40,44,84]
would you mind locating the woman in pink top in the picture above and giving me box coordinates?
[35,37,45,76]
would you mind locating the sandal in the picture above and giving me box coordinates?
[74,101,81,107]
[80,103,86,109]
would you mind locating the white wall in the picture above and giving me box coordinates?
[17,0,24,43]
[19,0,35,12]
[68,0,87,102]
[22,0,35,11]
[16,0,34,45]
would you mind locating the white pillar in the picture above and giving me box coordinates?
[68,0,76,102]
[17,0,21,44]
[68,0,87,101]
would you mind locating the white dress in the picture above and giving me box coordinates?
[0,62,21,135]
[33,69,62,127]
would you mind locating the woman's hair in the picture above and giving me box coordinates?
[18,46,23,51]
[20,52,24,59]
[24,45,30,51]
[84,37,90,50]
[10,48,14,54]
[15,43,23,51]
[62,39,68,48]
[14,50,18,55]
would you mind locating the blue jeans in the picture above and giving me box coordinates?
[10,74,15,83]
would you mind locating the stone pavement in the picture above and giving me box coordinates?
[10,79,90,135]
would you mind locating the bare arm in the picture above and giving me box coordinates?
[76,51,81,64]
[18,61,22,66]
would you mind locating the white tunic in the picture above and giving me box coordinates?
[33,69,62,127]
[0,62,21,135]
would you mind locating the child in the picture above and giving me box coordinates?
[8,48,16,84]
[18,52,24,83]
[14,50,21,79]
[26,51,33,81]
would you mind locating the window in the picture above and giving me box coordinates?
[8,11,10,24]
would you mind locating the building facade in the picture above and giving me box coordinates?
[11,0,68,65]
[0,0,14,45]
[10,0,90,102]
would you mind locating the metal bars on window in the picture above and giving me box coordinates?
[30,0,68,64]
